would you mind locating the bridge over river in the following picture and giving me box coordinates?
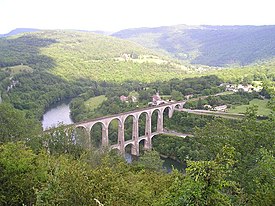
[45,99,243,156]
[74,101,186,156]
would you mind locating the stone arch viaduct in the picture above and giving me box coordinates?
[75,101,185,156]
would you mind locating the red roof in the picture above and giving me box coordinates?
[152,94,161,102]
[120,95,128,101]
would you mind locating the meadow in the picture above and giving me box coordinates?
[228,99,272,116]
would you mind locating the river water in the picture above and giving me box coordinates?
[42,101,73,130]
[42,101,185,172]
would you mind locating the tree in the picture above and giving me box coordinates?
[0,103,41,143]
[196,98,204,109]
[139,89,154,102]
[246,149,275,205]
[171,90,182,101]
[44,124,86,158]
[135,150,164,171]
[35,154,95,206]
[245,104,258,120]
[160,146,241,206]
[266,84,275,111]
[260,80,272,98]
[0,142,47,205]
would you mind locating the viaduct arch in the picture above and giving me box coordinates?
[75,101,185,156]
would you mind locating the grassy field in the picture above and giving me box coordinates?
[215,91,234,96]
[228,99,272,116]
[2,65,33,75]
[84,95,107,111]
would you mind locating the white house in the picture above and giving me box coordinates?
[213,105,227,112]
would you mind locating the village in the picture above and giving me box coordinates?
[119,82,263,113]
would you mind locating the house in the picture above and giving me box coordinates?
[130,96,137,103]
[213,105,227,112]
[120,95,138,103]
[184,94,193,100]
[120,95,128,102]
[238,84,253,92]
[122,53,131,61]
[225,83,258,93]
[152,92,161,102]
[225,84,238,92]
[149,92,167,106]
[203,104,212,110]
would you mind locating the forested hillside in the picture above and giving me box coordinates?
[1,29,275,118]
[0,30,194,81]
[0,30,192,117]
[113,25,275,66]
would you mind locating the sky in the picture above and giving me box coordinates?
[0,0,275,34]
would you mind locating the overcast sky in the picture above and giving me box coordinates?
[1,0,275,34]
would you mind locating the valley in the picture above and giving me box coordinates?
[0,26,274,206]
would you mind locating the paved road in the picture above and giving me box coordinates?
[176,108,245,119]
[163,130,193,137]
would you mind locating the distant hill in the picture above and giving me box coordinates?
[112,25,275,67]
[0,30,194,82]
[0,28,114,38]
[0,28,39,38]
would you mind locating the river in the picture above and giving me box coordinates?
[42,101,186,172]
[42,101,73,130]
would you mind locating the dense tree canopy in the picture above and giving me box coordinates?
[0,103,41,143]
[0,100,274,205]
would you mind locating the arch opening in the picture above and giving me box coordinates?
[163,107,172,131]
[125,143,133,154]
[151,134,163,151]
[138,112,147,137]
[108,118,120,146]
[124,115,134,141]
[175,104,182,109]
[151,109,160,133]
[125,143,139,157]
[90,122,103,148]
[139,139,146,155]
[124,144,136,163]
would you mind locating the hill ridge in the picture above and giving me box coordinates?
[0,29,194,82]
[112,25,275,66]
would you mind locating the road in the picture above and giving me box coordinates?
[162,129,193,137]
[176,108,245,119]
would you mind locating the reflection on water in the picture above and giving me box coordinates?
[42,103,73,130]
